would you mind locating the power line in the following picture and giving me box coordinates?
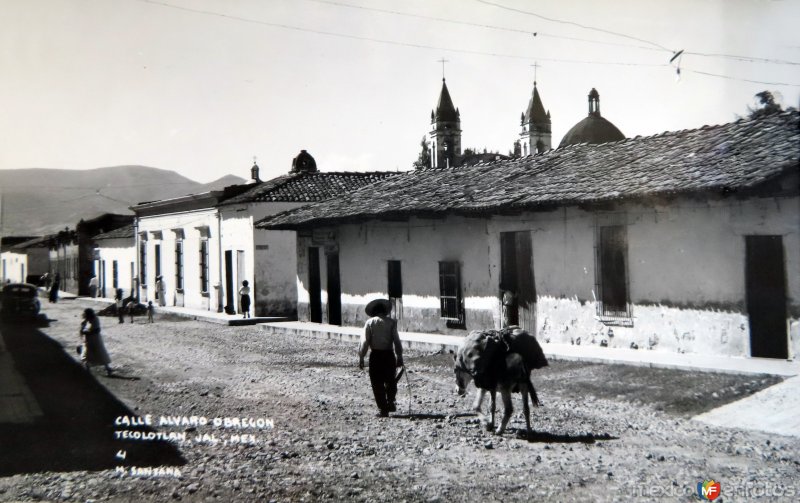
[135,0,668,67]
[475,0,800,67]
[304,0,662,52]
[683,51,800,66]
[475,0,672,52]
[682,68,800,88]
[136,0,799,86]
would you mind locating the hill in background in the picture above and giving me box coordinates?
[0,166,246,236]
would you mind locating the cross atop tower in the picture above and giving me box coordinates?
[530,61,541,84]
[438,58,449,80]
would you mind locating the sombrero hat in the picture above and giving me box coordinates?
[365,298,391,317]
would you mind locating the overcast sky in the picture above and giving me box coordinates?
[1,0,798,183]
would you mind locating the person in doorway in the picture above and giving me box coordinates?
[49,273,61,303]
[88,275,98,298]
[79,308,113,376]
[155,275,166,307]
[358,298,403,417]
[239,280,251,319]
[115,288,125,323]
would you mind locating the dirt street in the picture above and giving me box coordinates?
[1,298,798,502]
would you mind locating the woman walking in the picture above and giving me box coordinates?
[115,288,125,324]
[239,280,251,319]
[49,273,61,303]
[79,308,113,376]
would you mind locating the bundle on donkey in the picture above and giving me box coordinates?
[453,327,548,438]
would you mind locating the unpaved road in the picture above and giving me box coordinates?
[1,297,798,502]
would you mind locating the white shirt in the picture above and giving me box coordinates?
[358,315,403,359]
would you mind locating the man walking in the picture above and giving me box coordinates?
[358,298,403,417]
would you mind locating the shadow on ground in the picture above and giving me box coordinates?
[514,428,617,444]
[0,321,184,476]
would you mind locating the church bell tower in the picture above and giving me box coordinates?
[519,81,551,156]
[429,78,462,168]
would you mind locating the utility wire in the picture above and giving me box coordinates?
[475,0,672,52]
[682,68,800,88]
[138,0,800,86]
[135,0,668,67]
[304,0,662,52]
[476,0,800,67]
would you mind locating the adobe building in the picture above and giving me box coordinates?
[259,111,800,360]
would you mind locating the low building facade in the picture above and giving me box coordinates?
[261,112,800,360]
[93,224,136,299]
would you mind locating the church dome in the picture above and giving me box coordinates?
[291,149,317,173]
[558,88,625,148]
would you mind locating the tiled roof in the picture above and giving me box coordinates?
[221,171,398,205]
[9,235,52,250]
[257,111,799,230]
[94,224,135,241]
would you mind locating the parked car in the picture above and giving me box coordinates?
[0,283,42,319]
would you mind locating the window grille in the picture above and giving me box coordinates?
[438,261,464,323]
[199,239,209,293]
[175,240,184,290]
[139,241,147,284]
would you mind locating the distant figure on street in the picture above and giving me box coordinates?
[49,273,61,303]
[115,288,125,323]
[156,275,166,307]
[147,301,154,323]
[358,298,403,417]
[88,275,98,298]
[128,299,136,323]
[79,308,113,376]
[239,280,251,319]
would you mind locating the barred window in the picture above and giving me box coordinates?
[438,261,464,323]
[199,239,209,293]
[175,240,184,291]
[139,241,147,284]
[112,260,119,289]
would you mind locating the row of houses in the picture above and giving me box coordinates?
[3,111,797,362]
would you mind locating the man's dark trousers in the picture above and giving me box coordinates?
[369,350,397,413]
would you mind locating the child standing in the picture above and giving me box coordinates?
[147,301,154,323]
[239,280,251,319]
[115,289,125,324]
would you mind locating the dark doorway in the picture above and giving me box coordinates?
[100,260,106,298]
[388,260,402,319]
[745,235,788,359]
[154,244,161,278]
[224,250,235,314]
[308,247,322,323]
[598,226,630,317]
[500,231,536,331]
[326,252,342,326]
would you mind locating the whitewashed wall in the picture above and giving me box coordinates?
[138,209,221,311]
[95,238,136,300]
[295,193,800,358]
[1,251,28,284]
[221,202,304,317]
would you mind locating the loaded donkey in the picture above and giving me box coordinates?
[454,327,548,438]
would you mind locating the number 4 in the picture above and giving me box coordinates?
[115,450,127,460]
